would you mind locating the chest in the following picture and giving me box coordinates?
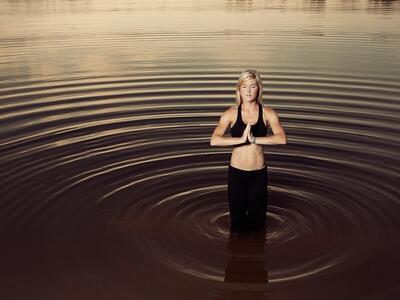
[241,110,259,125]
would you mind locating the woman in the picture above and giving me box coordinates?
[210,70,287,232]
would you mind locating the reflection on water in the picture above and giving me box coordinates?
[0,0,400,299]
[225,230,268,284]
[221,229,269,300]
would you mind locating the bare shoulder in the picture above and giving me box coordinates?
[217,104,237,125]
[261,105,281,126]
[227,104,238,113]
[261,104,276,114]
[228,104,239,112]
[221,104,237,119]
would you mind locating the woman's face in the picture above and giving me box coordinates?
[239,78,259,103]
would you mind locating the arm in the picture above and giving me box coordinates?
[252,107,287,145]
[210,108,250,146]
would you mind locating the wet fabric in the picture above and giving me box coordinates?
[227,164,268,232]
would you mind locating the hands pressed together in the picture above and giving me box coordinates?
[240,123,256,144]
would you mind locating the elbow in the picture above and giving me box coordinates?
[281,135,287,145]
[210,135,223,146]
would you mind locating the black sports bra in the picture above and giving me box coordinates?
[230,103,268,144]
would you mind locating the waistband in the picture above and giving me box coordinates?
[229,163,267,173]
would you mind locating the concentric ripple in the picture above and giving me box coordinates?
[0,70,399,299]
[1,0,400,298]
[81,158,396,285]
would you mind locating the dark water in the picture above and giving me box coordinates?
[1,0,400,299]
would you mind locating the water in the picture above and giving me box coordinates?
[0,0,400,299]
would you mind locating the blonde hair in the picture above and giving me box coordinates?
[235,69,263,105]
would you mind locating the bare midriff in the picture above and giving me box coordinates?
[230,144,266,171]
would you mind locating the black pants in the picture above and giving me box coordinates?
[228,164,268,232]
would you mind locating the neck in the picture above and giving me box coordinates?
[241,101,258,111]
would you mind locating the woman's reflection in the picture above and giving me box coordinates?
[218,228,268,299]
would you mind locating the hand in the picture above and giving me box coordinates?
[240,123,251,143]
[248,128,255,144]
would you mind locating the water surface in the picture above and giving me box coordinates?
[0,0,400,299]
